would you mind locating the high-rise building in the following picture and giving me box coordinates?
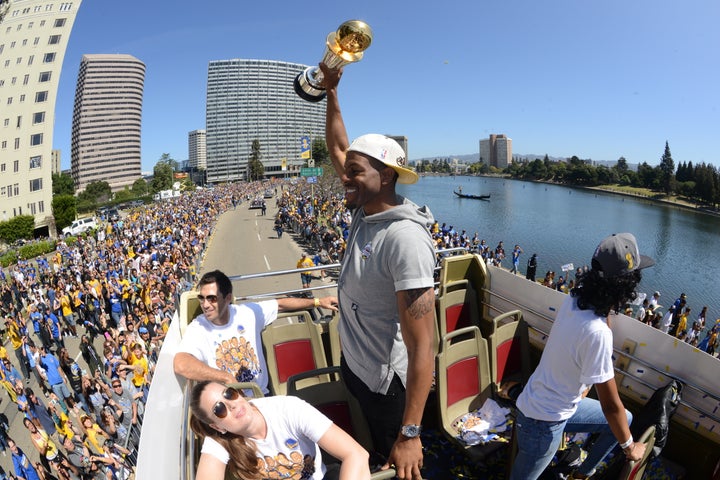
[71,53,145,192]
[188,129,206,169]
[0,0,82,234]
[206,59,325,183]
[51,148,60,173]
[479,134,512,169]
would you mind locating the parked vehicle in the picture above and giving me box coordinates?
[61,217,98,236]
[106,207,120,222]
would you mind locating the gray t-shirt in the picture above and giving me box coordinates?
[338,196,435,394]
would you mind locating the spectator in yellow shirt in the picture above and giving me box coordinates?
[5,318,30,381]
[59,292,78,337]
[127,343,150,402]
[296,253,315,289]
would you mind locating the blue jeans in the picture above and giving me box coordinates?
[51,382,72,412]
[510,397,632,479]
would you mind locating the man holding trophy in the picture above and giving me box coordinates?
[308,21,437,480]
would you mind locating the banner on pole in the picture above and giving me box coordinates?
[300,136,311,159]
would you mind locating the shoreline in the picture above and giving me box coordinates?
[582,185,720,218]
[465,173,720,218]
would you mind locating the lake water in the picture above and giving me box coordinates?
[397,175,720,329]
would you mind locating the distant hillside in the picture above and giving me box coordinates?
[412,153,479,164]
[412,153,568,164]
[412,153,623,168]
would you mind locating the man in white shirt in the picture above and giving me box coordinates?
[173,270,336,394]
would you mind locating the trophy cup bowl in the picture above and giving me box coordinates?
[294,20,373,102]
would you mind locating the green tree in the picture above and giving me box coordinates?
[52,194,76,231]
[247,139,265,181]
[151,159,174,193]
[596,165,619,185]
[180,177,196,192]
[0,215,34,243]
[52,172,75,196]
[550,161,568,183]
[694,163,718,206]
[659,141,675,195]
[527,159,547,180]
[311,139,330,167]
[158,153,178,171]
[84,181,112,201]
[615,157,628,174]
[132,177,148,196]
[114,187,134,203]
[636,162,656,188]
[467,161,488,174]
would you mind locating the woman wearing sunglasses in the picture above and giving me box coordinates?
[190,381,370,480]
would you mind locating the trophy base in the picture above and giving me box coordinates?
[294,70,326,103]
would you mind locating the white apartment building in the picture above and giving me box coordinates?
[206,59,325,183]
[0,0,82,234]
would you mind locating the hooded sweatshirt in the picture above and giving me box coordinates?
[338,195,435,394]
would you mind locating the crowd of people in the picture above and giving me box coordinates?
[0,182,272,479]
[629,292,719,355]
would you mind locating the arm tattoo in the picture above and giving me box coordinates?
[403,288,434,319]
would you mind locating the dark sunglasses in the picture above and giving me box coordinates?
[112,384,122,388]
[197,294,219,303]
[212,387,240,419]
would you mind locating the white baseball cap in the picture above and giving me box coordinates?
[347,133,418,184]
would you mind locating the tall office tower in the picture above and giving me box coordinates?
[479,134,512,169]
[188,129,206,169]
[51,148,60,173]
[71,53,145,192]
[206,59,325,183]
[0,0,82,235]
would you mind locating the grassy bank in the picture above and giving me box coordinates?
[585,184,720,216]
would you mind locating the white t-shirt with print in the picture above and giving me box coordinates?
[179,301,278,393]
[201,396,332,480]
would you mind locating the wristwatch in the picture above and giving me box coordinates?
[400,424,422,438]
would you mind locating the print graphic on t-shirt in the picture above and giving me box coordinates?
[258,449,316,480]
[214,334,260,382]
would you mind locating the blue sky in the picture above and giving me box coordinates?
[53,0,720,172]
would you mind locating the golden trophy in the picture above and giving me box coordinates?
[294,20,373,102]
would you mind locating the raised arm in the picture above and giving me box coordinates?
[319,63,349,178]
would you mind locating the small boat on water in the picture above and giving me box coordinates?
[454,190,491,200]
